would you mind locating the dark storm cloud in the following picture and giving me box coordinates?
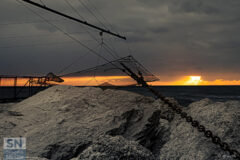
[137,0,219,14]
[1,0,240,81]
[149,27,169,34]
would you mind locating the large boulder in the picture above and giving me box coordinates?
[0,86,239,160]
[158,99,240,160]
[0,86,165,159]
[75,135,155,160]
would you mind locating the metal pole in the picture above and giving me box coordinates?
[29,77,33,96]
[21,0,126,40]
[14,77,17,99]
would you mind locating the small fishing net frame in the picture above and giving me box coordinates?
[61,55,159,85]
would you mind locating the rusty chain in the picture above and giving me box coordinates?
[147,86,240,159]
[120,63,240,159]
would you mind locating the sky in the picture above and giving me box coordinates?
[1,0,240,85]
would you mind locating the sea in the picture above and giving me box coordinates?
[1,86,240,106]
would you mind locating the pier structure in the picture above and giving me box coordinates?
[0,73,64,101]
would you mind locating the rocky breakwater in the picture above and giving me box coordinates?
[0,85,239,160]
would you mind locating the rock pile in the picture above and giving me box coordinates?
[0,85,239,160]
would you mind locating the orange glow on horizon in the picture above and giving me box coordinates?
[1,76,240,86]
[0,78,29,86]
[151,76,240,86]
[62,76,135,86]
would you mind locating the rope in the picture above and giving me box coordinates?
[0,41,74,49]
[60,56,134,77]
[77,0,108,30]
[92,42,103,85]
[63,0,120,59]
[39,0,45,6]
[57,43,102,75]
[16,0,123,72]
[87,0,119,34]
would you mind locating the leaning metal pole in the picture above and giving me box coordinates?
[21,0,126,40]
[120,63,240,160]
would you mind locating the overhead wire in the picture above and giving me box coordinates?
[0,19,65,26]
[0,41,74,49]
[15,0,124,73]
[62,0,115,83]
[83,0,131,57]
[76,44,103,86]
[64,0,119,58]
[76,0,120,58]
[63,0,119,59]
[57,43,103,74]
[87,0,133,57]
[39,0,46,6]
[80,0,126,58]
[86,0,119,34]
[77,0,108,30]
[92,36,104,85]
[0,33,58,40]
[0,31,89,40]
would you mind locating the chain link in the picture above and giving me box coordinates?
[120,63,240,159]
[147,85,240,159]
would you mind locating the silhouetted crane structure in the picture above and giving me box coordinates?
[0,73,64,100]
[0,1,239,158]
[0,0,157,100]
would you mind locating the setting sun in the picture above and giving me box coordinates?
[184,76,202,85]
